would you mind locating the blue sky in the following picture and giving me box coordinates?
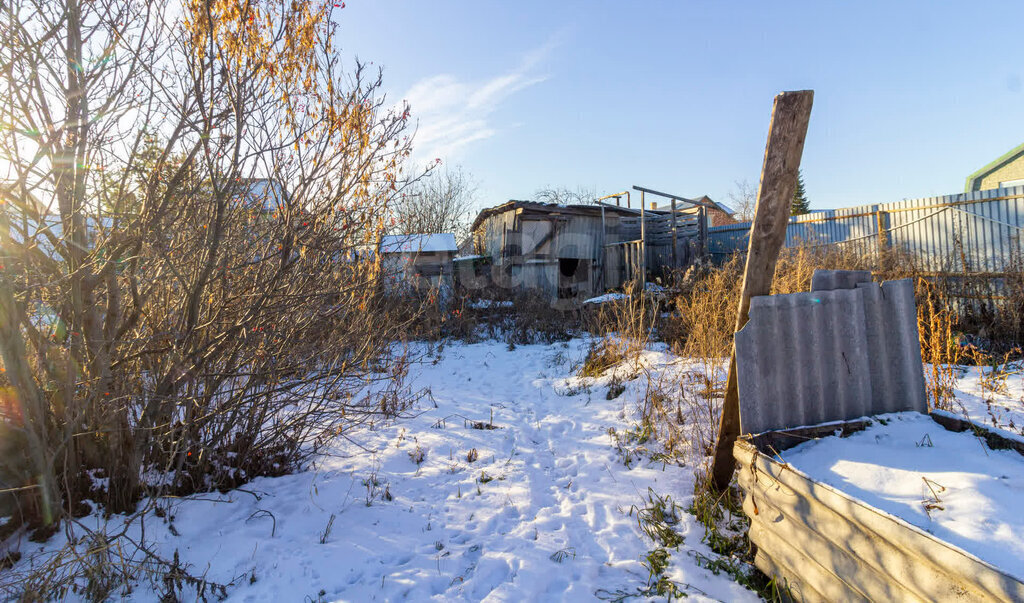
[338,1,1024,213]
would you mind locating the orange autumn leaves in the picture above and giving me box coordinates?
[182,0,412,267]
[184,0,323,82]
[183,0,328,126]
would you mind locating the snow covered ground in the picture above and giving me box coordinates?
[944,363,1024,437]
[12,342,1024,600]
[781,411,1024,580]
[582,293,629,305]
[8,340,757,601]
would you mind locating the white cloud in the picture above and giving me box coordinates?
[401,39,555,164]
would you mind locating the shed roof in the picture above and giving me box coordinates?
[470,200,647,232]
[380,233,458,254]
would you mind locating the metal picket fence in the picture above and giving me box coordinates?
[708,186,1024,275]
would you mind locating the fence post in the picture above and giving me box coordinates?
[875,205,890,257]
[698,206,707,257]
[640,191,646,287]
[671,198,678,268]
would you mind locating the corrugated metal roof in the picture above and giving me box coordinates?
[470,200,664,232]
[735,271,927,435]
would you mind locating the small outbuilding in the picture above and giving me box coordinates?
[469,197,708,300]
[379,233,458,291]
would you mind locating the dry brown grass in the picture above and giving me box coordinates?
[916,279,965,411]
[575,280,660,380]
[659,243,1001,490]
[409,287,584,345]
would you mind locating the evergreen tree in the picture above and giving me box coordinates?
[791,170,810,215]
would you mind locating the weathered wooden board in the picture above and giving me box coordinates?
[734,415,1024,602]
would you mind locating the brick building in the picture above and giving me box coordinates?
[965,142,1024,192]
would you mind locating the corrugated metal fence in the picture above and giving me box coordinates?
[708,186,1024,273]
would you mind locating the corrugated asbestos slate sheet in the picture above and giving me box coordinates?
[810,269,872,292]
[735,270,927,435]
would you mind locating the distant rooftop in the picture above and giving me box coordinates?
[380,233,458,254]
[653,196,734,216]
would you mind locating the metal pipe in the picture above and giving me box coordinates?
[598,190,626,208]
[594,200,646,213]
[597,191,630,209]
[632,185,716,209]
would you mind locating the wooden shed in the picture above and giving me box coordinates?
[379,233,458,292]
[469,200,704,300]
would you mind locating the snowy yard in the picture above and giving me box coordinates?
[11,341,1024,600]
[10,341,756,601]
[943,363,1024,437]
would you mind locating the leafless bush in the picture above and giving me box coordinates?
[2,514,233,601]
[635,368,689,461]
[917,280,965,411]
[532,186,597,206]
[428,288,582,345]
[391,166,477,243]
[0,0,433,595]
[667,254,743,383]
[580,281,659,376]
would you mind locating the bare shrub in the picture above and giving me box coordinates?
[633,367,694,462]
[532,186,596,206]
[6,518,231,601]
[580,281,659,378]
[917,280,964,411]
[668,254,743,380]
[580,340,623,378]
[434,288,582,345]
[503,290,582,345]
[0,0,433,596]
[391,166,477,243]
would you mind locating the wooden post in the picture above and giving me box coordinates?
[671,198,678,268]
[709,90,814,492]
[639,190,646,287]
[698,206,708,257]
[599,205,606,291]
[876,207,890,257]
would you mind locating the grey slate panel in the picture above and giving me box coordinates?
[735,273,927,434]
[858,279,927,415]
[811,269,872,292]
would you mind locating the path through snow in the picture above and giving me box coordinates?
[11,341,757,601]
